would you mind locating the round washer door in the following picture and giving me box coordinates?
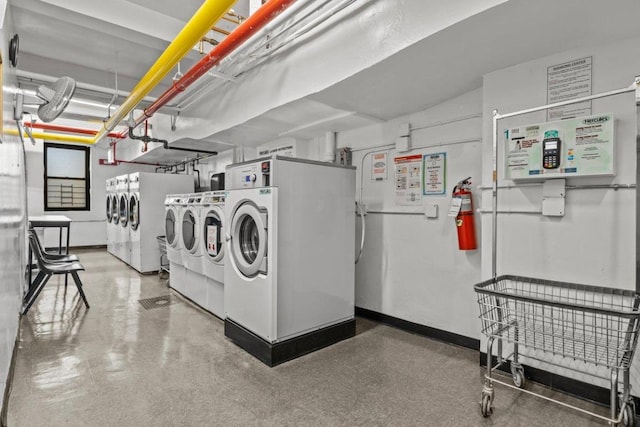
[129,194,140,230]
[165,208,178,247]
[203,208,224,262]
[230,202,267,278]
[106,196,112,223]
[112,195,119,224]
[182,208,199,254]
[119,194,129,227]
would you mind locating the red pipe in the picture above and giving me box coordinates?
[134,0,297,127]
[25,122,125,139]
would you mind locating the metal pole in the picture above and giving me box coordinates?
[492,110,499,279]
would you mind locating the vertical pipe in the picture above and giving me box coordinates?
[492,110,499,280]
[323,131,336,163]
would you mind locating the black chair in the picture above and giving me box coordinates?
[28,228,79,263]
[23,233,90,315]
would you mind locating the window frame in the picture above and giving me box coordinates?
[43,142,91,212]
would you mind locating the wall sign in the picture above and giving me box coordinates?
[371,152,388,180]
[505,113,615,180]
[547,56,592,120]
[394,154,422,205]
[422,152,446,195]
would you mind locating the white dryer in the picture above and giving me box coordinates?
[115,174,131,263]
[165,194,188,294]
[224,156,356,366]
[180,193,207,305]
[129,173,193,273]
[200,191,226,318]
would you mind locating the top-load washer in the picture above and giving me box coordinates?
[128,172,193,273]
[200,190,226,317]
[224,155,356,366]
[115,174,130,263]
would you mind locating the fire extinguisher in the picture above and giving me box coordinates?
[452,177,477,250]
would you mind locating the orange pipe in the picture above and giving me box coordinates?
[25,122,125,139]
[134,0,297,127]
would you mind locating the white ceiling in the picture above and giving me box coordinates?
[8,0,640,163]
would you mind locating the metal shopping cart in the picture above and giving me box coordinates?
[475,275,640,424]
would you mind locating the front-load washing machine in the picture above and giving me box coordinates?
[165,194,188,294]
[180,193,207,305]
[200,191,225,318]
[224,155,356,366]
[115,174,130,263]
[129,172,193,273]
[106,178,117,256]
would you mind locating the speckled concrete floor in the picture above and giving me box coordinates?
[7,249,608,426]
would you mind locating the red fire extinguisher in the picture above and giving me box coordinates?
[453,177,477,250]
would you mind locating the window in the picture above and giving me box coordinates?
[44,142,90,211]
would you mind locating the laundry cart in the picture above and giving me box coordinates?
[475,275,640,424]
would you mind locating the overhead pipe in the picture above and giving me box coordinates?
[24,122,125,138]
[132,0,298,128]
[92,0,237,145]
[6,128,95,144]
[127,126,218,155]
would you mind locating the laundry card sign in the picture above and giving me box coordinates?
[207,225,219,256]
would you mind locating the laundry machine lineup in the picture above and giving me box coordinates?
[107,172,193,272]
[200,191,226,318]
[180,193,208,307]
[106,178,117,256]
[224,156,356,366]
[165,194,188,295]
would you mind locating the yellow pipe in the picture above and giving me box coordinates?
[93,0,235,144]
[6,128,95,145]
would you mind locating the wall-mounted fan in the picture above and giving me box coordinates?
[14,76,76,122]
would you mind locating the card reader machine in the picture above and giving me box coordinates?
[542,130,561,169]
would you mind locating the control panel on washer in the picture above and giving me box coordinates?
[231,160,271,188]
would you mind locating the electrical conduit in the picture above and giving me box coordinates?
[132,0,298,128]
[93,0,237,145]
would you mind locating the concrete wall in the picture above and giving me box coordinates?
[480,37,640,387]
[0,5,25,417]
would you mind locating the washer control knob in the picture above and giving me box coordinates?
[225,233,231,242]
[250,173,257,183]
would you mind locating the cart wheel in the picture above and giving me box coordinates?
[620,399,636,427]
[480,393,493,417]
[512,367,526,389]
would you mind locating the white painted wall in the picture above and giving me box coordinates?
[24,142,156,247]
[480,37,640,388]
[339,88,483,338]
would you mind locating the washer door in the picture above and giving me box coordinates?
[112,195,119,224]
[129,194,140,230]
[119,194,129,227]
[106,196,112,223]
[165,208,177,247]
[230,202,267,278]
[203,208,224,262]
[182,208,199,254]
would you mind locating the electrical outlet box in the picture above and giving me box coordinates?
[424,204,438,218]
[396,136,411,153]
[398,123,410,137]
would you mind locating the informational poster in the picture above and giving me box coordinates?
[505,113,615,180]
[394,154,422,205]
[547,57,592,120]
[371,152,388,180]
[422,152,446,195]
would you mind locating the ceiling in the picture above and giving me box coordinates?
[8,0,640,164]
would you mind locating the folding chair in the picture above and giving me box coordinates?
[28,228,79,263]
[23,233,90,315]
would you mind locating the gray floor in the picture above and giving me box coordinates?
[7,249,608,426]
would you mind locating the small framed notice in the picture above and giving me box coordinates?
[422,152,446,195]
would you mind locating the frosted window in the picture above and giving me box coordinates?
[46,147,86,178]
[44,143,90,211]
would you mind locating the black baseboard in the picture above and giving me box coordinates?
[1,323,21,427]
[355,306,479,350]
[225,318,356,367]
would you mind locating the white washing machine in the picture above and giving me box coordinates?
[200,191,226,318]
[224,155,356,366]
[165,194,188,294]
[180,193,207,305]
[115,174,130,263]
[106,178,117,256]
[129,173,193,273]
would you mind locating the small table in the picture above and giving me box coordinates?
[28,215,71,290]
